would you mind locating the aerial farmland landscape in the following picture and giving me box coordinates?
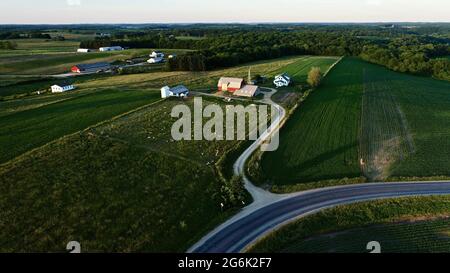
[1,0,450,267]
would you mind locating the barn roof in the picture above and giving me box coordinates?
[74,62,111,70]
[170,85,189,95]
[218,77,244,89]
[234,85,260,97]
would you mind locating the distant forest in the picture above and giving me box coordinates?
[2,24,449,80]
[97,25,449,80]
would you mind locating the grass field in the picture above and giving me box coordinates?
[0,37,192,75]
[256,57,450,192]
[0,97,250,252]
[249,196,450,253]
[0,88,162,164]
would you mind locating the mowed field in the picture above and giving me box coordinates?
[0,97,250,252]
[258,57,450,191]
[250,196,450,253]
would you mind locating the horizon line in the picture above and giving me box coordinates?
[1,21,450,26]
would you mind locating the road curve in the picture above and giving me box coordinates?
[188,61,450,253]
[190,181,450,253]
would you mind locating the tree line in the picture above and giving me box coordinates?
[77,27,450,79]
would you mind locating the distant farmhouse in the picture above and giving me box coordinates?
[51,83,75,93]
[148,51,165,64]
[234,85,261,98]
[218,77,244,92]
[161,85,190,98]
[274,73,291,88]
[77,48,92,53]
[71,62,111,74]
[99,46,124,52]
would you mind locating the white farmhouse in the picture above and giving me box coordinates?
[274,73,291,88]
[161,85,189,98]
[148,57,164,64]
[150,51,165,58]
[148,51,165,64]
[51,84,75,93]
[99,46,124,52]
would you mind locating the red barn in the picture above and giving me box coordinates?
[218,77,244,92]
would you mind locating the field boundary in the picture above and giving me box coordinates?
[0,97,164,168]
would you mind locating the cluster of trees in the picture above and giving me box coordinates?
[0,41,17,50]
[0,31,51,39]
[165,53,206,71]
[78,26,449,79]
[79,38,112,49]
[360,37,450,80]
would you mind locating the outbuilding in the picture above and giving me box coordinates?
[233,85,261,98]
[51,84,75,93]
[71,62,111,74]
[99,46,124,52]
[218,77,244,92]
[161,85,190,98]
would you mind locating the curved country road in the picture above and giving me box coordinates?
[189,73,450,253]
[190,181,450,253]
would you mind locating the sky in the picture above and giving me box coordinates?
[0,0,449,24]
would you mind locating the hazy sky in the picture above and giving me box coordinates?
[1,0,449,24]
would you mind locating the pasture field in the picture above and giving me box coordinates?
[75,55,339,92]
[250,196,450,253]
[0,88,162,164]
[256,57,450,192]
[0,97,250,252]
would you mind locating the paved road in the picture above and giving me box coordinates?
[189,59,450,253]
[190,181,450,253]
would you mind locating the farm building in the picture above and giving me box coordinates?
[148,57,164,64]
[150,51,165,58]
[71,62,111,74]
[234,85,261,98]
[218,77,244,92]
[77,48,92,53]
[161,85,190,98]
[51,83,75,93]
[148,51,165,63]
[274,73,291,87]
[99,46,124,52]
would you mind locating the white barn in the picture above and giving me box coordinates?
[77,48,92,53]
[99,46,124,52]
[51,84,75,93]
[161,85,189,98]
[150,51,165,58]
[148,51,165,64]
[274,73,291,88]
